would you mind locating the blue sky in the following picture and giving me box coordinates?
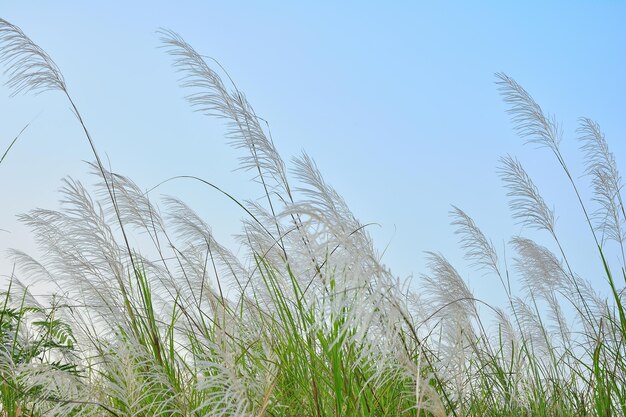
[1,2,625,304]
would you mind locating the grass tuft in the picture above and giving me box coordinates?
[0,18,624,417]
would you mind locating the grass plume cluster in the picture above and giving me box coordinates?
[1,18,625,417]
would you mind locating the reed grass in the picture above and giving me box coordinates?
[0,18,624,416]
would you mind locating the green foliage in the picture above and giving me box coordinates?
[1,280,80,417]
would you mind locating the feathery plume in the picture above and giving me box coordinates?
[511,237,565,297]
[159,29,290,199]
[450,205,499,276]
[421,252,477,324]
[0,18,66,95]
[495,72,561,154]
[499,155,556,234]
[578,117,625,246]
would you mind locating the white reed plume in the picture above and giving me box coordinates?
[511,237,565,297]
[0,18,66,95]
[450,205,500,276]
[499,155,556,235]
[159,29,291,203]
[579,118,625,251]
[495,72,561,155]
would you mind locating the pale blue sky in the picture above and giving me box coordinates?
[1,2,625,304]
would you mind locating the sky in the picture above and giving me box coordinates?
[0,2,625,306]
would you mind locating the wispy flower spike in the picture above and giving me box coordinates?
[499,155,556,234]
[511,236,565,297]
[578,117,625,246]
[422,251,476,320]
[158,29,290,197]
[0,18,66,95]
[495,72,561,154]
[450,205,499,276]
